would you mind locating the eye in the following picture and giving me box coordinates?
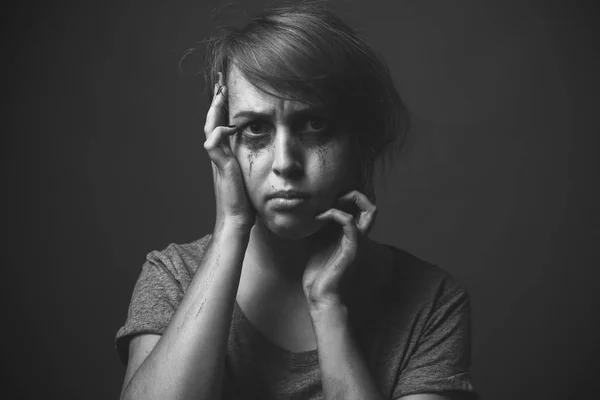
[301,117,331,134]
[241,120,272,136]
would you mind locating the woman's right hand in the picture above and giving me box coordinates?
[203,72,255,232]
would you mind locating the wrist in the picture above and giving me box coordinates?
[215,218,254,238]
[309,302,348,327]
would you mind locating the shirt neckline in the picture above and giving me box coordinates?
[232,300,319,369]
[230,244,401,369]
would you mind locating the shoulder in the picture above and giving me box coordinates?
[380,245,470,316]
[142,233,213,287]
[357,244,476,398]
[392,245,466,294]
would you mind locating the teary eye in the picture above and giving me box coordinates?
[242,120,272,136]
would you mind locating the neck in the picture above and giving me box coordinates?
[246,219,312,284]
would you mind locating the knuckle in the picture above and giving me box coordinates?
[341,214,353,224]
[203,139,213,150]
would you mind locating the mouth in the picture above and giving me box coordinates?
[268,197,307,210]
[266,190,310,211]
[267,190,310,200]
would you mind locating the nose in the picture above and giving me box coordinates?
[271,130,303,179]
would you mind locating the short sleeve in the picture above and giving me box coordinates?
[114,251,185,366]
[393,289,477,398]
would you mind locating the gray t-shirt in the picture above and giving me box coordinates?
[116,235,476,399]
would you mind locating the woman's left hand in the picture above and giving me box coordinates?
[303,190,378,313]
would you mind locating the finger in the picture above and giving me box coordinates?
[314,208,359,285]
[315,208,358,245]
[337,190,377,235]
[204,75,228,138]
[205,83,227,136]
[204,125,237,168]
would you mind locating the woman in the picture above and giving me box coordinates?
[116,3,477,399]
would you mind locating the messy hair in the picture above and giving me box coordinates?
[201,1,409,198]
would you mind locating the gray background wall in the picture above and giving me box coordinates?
[6,0,598,398]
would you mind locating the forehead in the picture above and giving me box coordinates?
[226,66,315,116]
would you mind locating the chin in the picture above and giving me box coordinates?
[261,213,322,240]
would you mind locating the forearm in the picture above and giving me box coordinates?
[122,223,251,400]
[311,306,384,400]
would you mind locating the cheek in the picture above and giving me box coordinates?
[310,138,357,191]
[231,138,260,179]
[244,149,259,179]
[231,149,272,212]
[230,135,272,179]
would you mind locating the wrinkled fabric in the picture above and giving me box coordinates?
[116,234,476,399]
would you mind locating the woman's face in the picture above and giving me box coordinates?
[227,67,358,239]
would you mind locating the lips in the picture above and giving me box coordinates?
[266,190,310,211]
[266,190,310,200]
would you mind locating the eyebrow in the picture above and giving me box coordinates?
[231,110,273,120]
[231,107,330,121]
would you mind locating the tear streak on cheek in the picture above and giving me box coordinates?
[246,148,263,177]
[315,143,329,170]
